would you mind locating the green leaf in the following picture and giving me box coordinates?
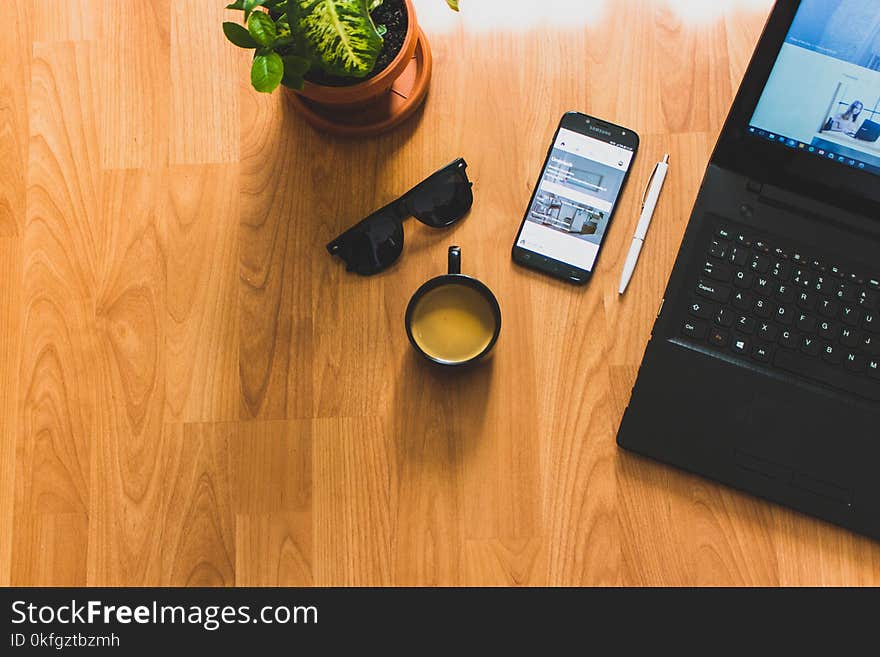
[226,1,246,10]
[251,52,284,92]
[223,22,258,48]
[281,74,305,90]
[446,0,459,10]
[282,54,310,76]
[248,11,277,46]
[376,23,386,37]
[244,0,266,19]
[289,0,383,78]
[368,0,383,11]
[265,0,286,16]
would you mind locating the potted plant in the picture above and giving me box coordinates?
[223,0,458,136]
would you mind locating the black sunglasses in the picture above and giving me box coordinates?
[326,158,473,275]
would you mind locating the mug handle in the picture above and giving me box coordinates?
[448,246,461,275]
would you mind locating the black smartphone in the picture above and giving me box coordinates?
[512,111,639,284]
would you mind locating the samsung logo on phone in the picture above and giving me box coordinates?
[589,125,612,136]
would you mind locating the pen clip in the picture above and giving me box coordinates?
[640,162,661,210]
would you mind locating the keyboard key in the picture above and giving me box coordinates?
[811,257,826,273]
[857,290,878,309]
[682,321,707,340]
[703,260,732,282]
[752,343,772,363]
[779,329,798,349]
[818,299,839,318]
[795,313,816,334]
[733,270,753,288]
[736,315,756,335]
[869,278,880,291]
[775,349,880,402]
[775,304,794,326]
[801,336,820,356]
[709,240,727,259]
[814,276,832,295]
[822,343,842,365]
[750,254,771,274]
[758,321,779,341]
[796,290,815,310]
[753,276,773,296]
[844,351,865,373]
[793,269,813,288]
[754,240,771,255]
[864,312,877,333]
[836,283,858,301]
[771,260,791,281]
[715,308,736,328]
[709,328,729,348]
[818,320,835,340]
[753,298,773,319]
[729,247,750,267]
[716,227,733,241]
[850,272,865,286]
[731,336,750,355]
[840,327,861,348]
[696,279,731,304]
[863,334,879,356]
[775,284,795,303]
[829,264,845,278]
[869,359,880,379]
[841,305,860,327]
[689,299,714,320]
[736,233,752,248]
[774,247,789,261]
[732,291,752,311]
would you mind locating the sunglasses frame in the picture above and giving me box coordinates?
[326,158,473,275]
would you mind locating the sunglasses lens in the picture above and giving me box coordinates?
[327,212,404,275]
[408,167,473,227]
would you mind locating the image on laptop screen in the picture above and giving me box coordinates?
[749,0,880,174]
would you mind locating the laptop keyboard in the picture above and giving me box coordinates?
[680,220,880,402]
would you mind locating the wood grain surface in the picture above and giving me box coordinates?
[3,0,880,587]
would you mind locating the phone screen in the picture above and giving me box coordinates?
[515,126,636,275]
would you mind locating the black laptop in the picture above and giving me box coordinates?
[617,0,880,540]
[856,120,880,143]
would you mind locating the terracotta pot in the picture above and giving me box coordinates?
[286,0,433,137]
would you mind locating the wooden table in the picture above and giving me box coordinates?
[3,0,879,586]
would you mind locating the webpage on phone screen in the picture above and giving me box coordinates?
[518,128,634,271]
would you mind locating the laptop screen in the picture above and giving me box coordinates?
[749,0,880,176]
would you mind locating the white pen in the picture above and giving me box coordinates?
[619,154,669,295]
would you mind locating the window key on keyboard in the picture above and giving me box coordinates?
[775,349,880,402]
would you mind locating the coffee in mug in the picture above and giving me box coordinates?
[405,246,501,366]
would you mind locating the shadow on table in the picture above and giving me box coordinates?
[390,350,495,467]
[279,96,457,265]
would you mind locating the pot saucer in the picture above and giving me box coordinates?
[287,28,433,137]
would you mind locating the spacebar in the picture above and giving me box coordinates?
[774,350,880,402]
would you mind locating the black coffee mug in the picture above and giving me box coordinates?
[405,246,502,366]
